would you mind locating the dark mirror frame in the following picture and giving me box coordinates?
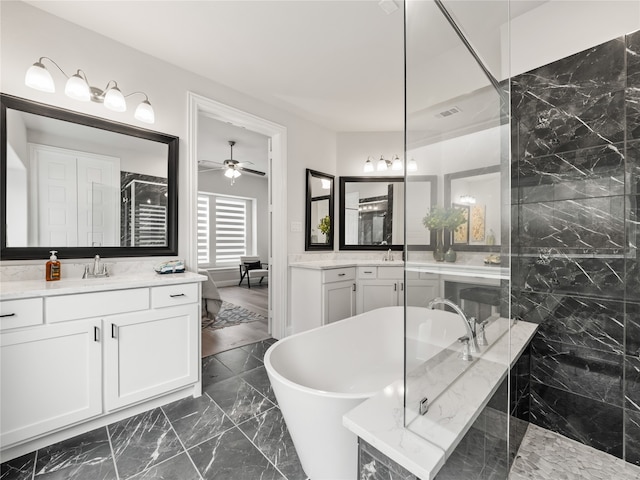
[444,164,501,253]
[339,175,438,251]
[1,93,179,260]
[305,169,334,251]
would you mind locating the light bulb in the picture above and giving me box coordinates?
[377,155,388,171]
[391,155,402,171]
[65,72,90,101]
[363,157,374,173]
[225,168,241,179]
[25,61,55,93]
[135,99,155,124]
[104,86,126,112]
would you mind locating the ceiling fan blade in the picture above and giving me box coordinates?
[199,160,225,167]
[238,166,266,176]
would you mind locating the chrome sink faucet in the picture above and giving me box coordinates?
[427,297,480,356]
[383,249,393,261]
[83,254,109,278]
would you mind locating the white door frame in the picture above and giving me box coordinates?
[187,92,287,339]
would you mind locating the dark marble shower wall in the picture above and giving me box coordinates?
[511,30,640,462]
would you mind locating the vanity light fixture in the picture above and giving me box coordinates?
[364,154,403,172]
[407,158,418,172]
[459,195,476,204]
[321,178,331,189]
[25,57,155,124]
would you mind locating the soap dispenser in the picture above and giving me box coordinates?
[46,250,61,281]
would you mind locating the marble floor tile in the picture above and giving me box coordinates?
[238,406,307,480]
[108,408,184,479]
[206,376,274,424]
[239,366,277,403]
[161,392,234,449]
[510,423,640,480]
[188,427,284,480]
[215,347,264,374]
[241,339,277,361]
[34,427,115,479]
[0,452,35,480]
[202,355,235,389]
[128,452,201,480]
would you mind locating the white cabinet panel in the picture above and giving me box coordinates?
[357,280,400,313]
[0,297,43,331]
[45,288,149,323]
[324,281,356,324]
[0,319,102,447]
[104,303,199,411]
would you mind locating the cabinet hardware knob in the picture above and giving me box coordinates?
[0,313,16,318]
[94,326,100,342]
[170,293,186,297]
[394,283,397,291]
[352,283,356,292]
[111,324,118,339]
[338,273,346,277]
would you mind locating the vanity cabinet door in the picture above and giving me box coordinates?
[0,319,102,447]
[405,272,440,308]
[357,279,401,313]
[323,280,356,324]
[104,304,199,411]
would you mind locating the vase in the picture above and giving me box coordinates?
[444,247,457,263]
[433,230,445,262]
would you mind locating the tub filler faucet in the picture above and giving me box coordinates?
[427,297,480,359]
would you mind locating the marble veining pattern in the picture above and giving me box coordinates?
[0,453,35,480]
[627,31,640,140]
[510,424,640,480]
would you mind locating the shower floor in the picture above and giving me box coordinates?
[510,424,640,480]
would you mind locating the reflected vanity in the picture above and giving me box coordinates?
[1,93,178,260]
[339,175,437,250]
[305,169,334,251]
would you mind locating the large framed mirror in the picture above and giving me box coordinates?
[305,169,334,251]
[339,175,437,250]
[444,164,501,252]
[1,93,179,260]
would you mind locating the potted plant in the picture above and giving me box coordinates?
[422,206,466,262]
[318,215,331,243]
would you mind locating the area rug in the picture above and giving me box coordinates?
[202,301,267,330]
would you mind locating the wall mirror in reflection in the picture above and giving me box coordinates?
[305,169,334,251]
[444,165,501,250]
[1,94,178,260]
[339,175,437,250]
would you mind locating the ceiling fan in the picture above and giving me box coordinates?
[198,140,266,185]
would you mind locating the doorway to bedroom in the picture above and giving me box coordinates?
[196,112,272,356]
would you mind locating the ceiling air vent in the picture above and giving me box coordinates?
[435,106,462,118]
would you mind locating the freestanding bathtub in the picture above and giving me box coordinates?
[264,306,469,480]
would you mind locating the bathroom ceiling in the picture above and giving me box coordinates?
[23,0,552,134]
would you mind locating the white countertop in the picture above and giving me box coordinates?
[0,271,206,300]
[289,259,508,279]
[343,319,537,480]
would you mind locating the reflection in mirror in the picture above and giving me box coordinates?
[339,176,437,250]
[1,94,178,260]
[444,165,501,251]
[305,169,334,251]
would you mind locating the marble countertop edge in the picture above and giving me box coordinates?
[0,271,206,300]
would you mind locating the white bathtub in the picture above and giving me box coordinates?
[264,306,469,480]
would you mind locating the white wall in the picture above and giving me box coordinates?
[0,0,336,264]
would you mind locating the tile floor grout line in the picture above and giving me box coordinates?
[159,404,205,480]
[234,404,292,480]
[105,424,121,480]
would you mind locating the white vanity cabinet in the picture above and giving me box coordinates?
[0,317,102,447]
[290,266,356,333]
[0,274,203,461]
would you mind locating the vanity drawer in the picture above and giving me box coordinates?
[151,283,199,308]
[357,267,378,279]
[377,266,404,279]
[322,267,355,284]
[0,298,43,331]
[45,288,150,323]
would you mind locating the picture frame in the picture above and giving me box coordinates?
[452,203,469,245]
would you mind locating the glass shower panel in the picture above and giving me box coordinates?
[404,1,512,478]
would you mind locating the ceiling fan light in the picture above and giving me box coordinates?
[391,155,403,171]
[25,61,55,92]
[104,86,126,112]
[65,72,90,101]
[363,156,374,173]
[225,167,241,179]
[377,155,388,171]
[135,99,155,124]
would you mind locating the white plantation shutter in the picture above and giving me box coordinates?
[215,196,247,265]
[197,195,210,265]
[198,193,252,267]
